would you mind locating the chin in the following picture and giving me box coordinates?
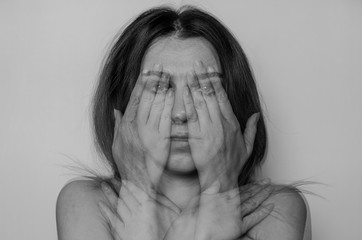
[166,152,196,175]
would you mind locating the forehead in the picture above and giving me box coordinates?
[141,37,221,74]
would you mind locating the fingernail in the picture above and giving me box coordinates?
[207,66,214,73]
[142,69,149,75]
[101,182,110,192]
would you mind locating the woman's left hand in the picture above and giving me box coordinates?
[183,61,260,191]
[163,181,274,240]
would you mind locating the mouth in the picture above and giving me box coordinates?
[170,134,189,142]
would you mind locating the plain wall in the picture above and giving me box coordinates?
[1,0,361,239]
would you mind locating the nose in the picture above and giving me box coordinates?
[171,88,187,124]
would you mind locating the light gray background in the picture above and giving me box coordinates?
[1,0,361,239]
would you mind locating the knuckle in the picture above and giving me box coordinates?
[165,100,173,107]
[250,200,258,209]
[143,93,154,101]
[157,87,168,94]
[156,83,168,93]
[184,95,193,105]
[194,99,205,109]
[201,86,215,97]
[244,190,253,199]
[245,199,258,209]
[208,71,222,79]
[130,96,140,106]
[152,99,164,108]
[217,91,228,103]
[197,73,208,80]
[209,77,221,89]
[162,113,171,121]
[189,80,200,90]
[203,91,215,97]
[187,112,198,122]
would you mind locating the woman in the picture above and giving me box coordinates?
[56,6,309,240]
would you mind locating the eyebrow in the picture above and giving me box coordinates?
[141,70,223,79]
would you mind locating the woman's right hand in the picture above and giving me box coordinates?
[112,63,174,191]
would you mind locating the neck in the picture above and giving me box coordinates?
[158,170,200,211]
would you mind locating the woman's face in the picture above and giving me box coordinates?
[141,37,221,174]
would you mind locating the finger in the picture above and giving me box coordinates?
[241,203,274,232]
[239,180,270,203]
[156,194,181,214]
[98,201,124,230]
[99,201,123,240]
[208,66,237,123]
[243,113,260,157]
[159,87,174,136]
[112,110,122,149]
[194,61,221,124]
[148,72,170,128]
[239,185,273,216]
[121,180,153,207]
[113,109,122,129]
[101,182,119,208]
[124,180,150,203]
[123,71,147,122]
[222,184,265,206]
[183,84,199,131]
[187,68,210,124]
[117,193,131,217]
[119,181,141,211]
[137,64,163,124]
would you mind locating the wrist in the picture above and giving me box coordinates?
[164,214,196,240]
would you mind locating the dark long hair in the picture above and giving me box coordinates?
[92,5,267,185]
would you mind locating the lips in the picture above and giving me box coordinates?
[170,133,188,141]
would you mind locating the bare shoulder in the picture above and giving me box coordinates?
[268,185,307,221]
[56,179,112,240]
[247,184,308,240]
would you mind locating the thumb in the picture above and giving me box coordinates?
[113,109,123,128]
[243,112,260,157]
